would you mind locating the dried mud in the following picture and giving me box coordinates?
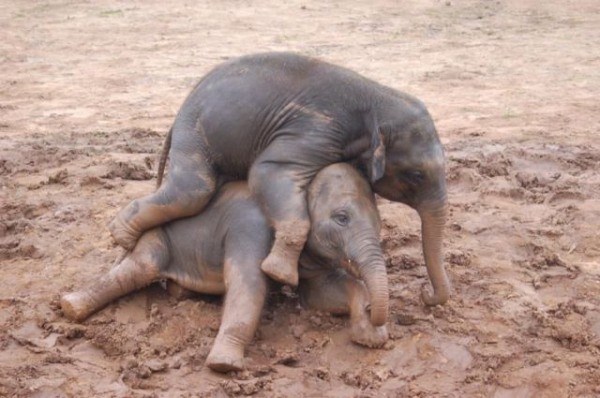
[1,0,599,397]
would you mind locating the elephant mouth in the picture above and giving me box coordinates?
[340,258,361,279]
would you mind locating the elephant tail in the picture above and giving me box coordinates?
[156,127,173,189]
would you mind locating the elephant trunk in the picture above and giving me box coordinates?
[350,233,389,326]
[418,199,450,306]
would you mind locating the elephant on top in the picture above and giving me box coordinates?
[108,52,450,313]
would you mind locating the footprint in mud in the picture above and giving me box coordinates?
[0,201,54,260]
[546,189,586,204]
[445,249,472,267]
[514,170,586,205]
[543,204,581,229]
[0,159,12,175]
[102,161,154,181]
[528,301,592,350]
[446,146,513,198]
[220,377,273,396]
[47,169,69,185]
[517,242,574,271]
[380,219,420,251]
[120,358,169,390]
[386,253,421,270]
[447,143,595,210]
[0,238,41,260]
[477,151,512,178]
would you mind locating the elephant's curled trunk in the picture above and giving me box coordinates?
[419,200,450,306]
[351,234,389,326]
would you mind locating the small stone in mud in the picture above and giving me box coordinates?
[531,275,543,289]
[170,358,183,369]
[137,367,152,379]
[146,359,168,373]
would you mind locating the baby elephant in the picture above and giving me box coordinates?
[61,164,389,372]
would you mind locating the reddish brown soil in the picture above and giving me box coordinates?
[1,1,599,397]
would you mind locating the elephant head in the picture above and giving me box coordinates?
[364,94,450,306]
[305,164,389,326]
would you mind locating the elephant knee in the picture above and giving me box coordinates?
[157,180,214,216]
[130,229,169,271]
[178,191,211,214]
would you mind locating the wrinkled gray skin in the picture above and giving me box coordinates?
[62,164,389,373]
[109,52,450,311]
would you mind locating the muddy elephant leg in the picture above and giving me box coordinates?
[109,126,216,249]
[299,269,388,348]
[249,145,321,286]
[206,244,269,372]
[61,229,167,321]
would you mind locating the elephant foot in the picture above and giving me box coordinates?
[206,345,245,373]
[260,248,299,287]
[61,292,92,322]
[108,213,140,250]
[350,319,389,348]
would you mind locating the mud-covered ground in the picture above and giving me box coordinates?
[1,1,599,396]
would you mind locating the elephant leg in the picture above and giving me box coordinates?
[109,127,216,249]
[206,242,269,372]
[249,147,320,287]
[61,229,167,321]
[299,269,388,348]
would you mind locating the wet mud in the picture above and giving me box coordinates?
[1,0,599,396]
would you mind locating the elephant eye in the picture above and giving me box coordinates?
[401,170,425,185]
[332,210,350,226]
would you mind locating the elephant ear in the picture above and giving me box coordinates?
[364,112,386,183]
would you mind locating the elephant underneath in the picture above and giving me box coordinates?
[62,163,389,372]
[108,52,450,312]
